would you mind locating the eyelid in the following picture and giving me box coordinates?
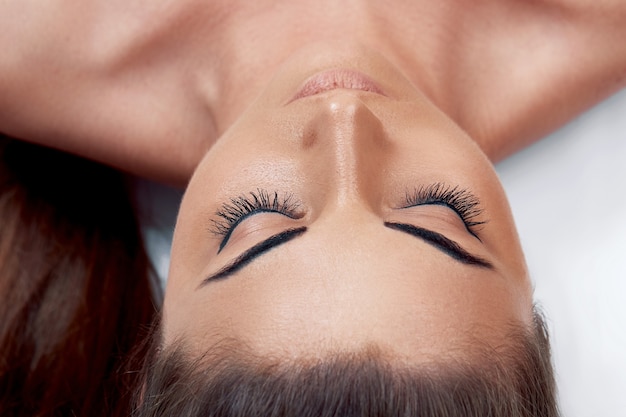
[209,189,303,252]
[400,183,487,240]
[216,209,294,253]
[398,204,467,230]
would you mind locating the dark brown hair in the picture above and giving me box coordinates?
[136,309,559,417]
[0,137,160,416]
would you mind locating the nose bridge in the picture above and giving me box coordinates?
[307,95,386,206]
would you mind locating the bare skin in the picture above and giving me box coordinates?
[164,50,533,358]
[1,0,625,185]
[2,0,625,369]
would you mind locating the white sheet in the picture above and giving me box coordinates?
[497,88,626,417]
[136,87,626,417]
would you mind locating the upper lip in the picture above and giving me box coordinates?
[289,69,387,103]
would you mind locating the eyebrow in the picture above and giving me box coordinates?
[199,226,308,287]
[199,221,493,287]
[383,222,493,269]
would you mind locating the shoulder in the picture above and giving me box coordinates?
[446,0,626,161]
[0,0,218,184]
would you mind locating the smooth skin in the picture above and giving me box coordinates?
[1,0,625,184]
[165,45,531,360]
[1,0,625,361]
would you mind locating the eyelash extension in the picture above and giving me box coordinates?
[404,183,487,232]
[210,189,301,239]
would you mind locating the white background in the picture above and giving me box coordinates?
[497,89,626,417]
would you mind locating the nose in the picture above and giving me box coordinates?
[304,93,388,207]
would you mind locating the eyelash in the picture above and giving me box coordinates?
[210,183,486,241]
[403,182,486,231]
[210,189,301,238]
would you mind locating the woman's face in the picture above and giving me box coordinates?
[164,43,532,362]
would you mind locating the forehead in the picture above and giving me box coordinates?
[164,216,531,361]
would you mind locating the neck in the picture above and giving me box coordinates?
[193,0,625,161]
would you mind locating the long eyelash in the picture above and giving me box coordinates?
[405,183,487,230]
[210,189,301,237]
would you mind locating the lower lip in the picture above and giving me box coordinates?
[290,69,386,102]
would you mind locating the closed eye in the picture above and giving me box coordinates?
[402,183,487,240]
[210,189,303,252]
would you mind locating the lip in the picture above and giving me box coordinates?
[289,69,387,103]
